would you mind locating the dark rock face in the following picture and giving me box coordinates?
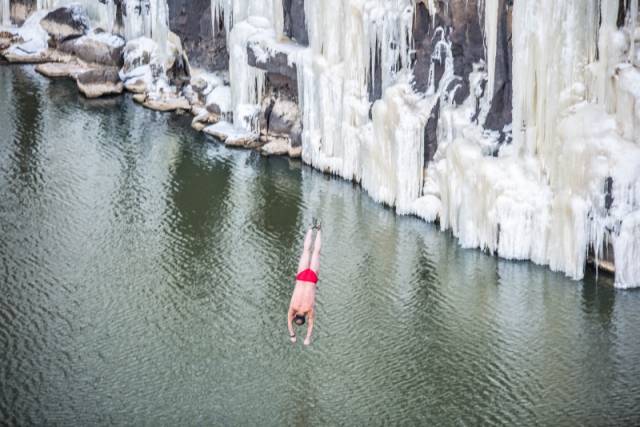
[412,0,486,103]
[410,0,513,160]
[282,0,308,46]
[484,0,512,133]
[424,99,440,163]
[167,0,228,71]
[247,42,299,102]
[40,5,90,44]
[247,42,298,82]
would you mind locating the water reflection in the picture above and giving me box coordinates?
[10,66,43,188]
[1,65,640,425]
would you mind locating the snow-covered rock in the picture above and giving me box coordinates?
[76,68,123,98]
[40,5,90,44]
[35,61,90,78]
[59,31,125,66]
[2,10,49,62]
[203,121,259,147]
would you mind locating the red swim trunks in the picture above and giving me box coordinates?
[296,269,319,284]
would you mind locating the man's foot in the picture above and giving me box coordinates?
[312,217,322,230]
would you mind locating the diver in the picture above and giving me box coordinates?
[287,218,322,346]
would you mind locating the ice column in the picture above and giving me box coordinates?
[1,0,10,26]
[483,0,499,99]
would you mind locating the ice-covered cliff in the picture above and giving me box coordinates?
[2,0,639,288]
[202,0,639,288]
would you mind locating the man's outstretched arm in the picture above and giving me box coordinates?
[304,309,315,346]
[287,307,296,342]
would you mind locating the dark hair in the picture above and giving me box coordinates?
[294,314,306,326]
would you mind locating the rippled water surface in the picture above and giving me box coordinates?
[1,65,640,425]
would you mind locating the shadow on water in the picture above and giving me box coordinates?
[9,66,43,190]
[160,126,235,300]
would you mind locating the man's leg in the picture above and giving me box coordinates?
[310,230,321,273]
[297,228,314,273]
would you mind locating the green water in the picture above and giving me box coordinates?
[1,65,639,426]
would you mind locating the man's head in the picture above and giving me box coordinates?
[294,314,306,326]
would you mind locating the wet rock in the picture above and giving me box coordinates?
[76,68,124,98]
[261,139,290,156]
[35,61,90,78]
[2,48,49,63]
[191,106,219,131]
[59,32,125,67]
[225,133,261,148]
[40,5,90,44]
[203,121,260,148]
[136,94,191,112]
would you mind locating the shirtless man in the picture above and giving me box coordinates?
[288,220,321,346]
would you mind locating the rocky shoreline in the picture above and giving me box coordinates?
[0,3,302,159]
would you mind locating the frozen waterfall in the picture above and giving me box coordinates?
[211,0,640,288]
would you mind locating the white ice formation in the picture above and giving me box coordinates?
[1,0,10,27]
[211,0,640,288]
[36,0,170,54]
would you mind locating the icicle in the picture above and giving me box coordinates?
[484,0,499,99]
[1,0,10,26]
[150,0,169,60]
[630,0,638,66]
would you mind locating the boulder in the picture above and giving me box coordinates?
[268,98,300,135]
[35,61,91,78]
[0,31,16,51]
[191,106,219,130]
[2,48,50,63]
[40,5,90,44]
[2,10,50,62]
[203,121,260,147]
[76,68,124,98]
[260,139,290,156]
[288,145,302,158]
[205,85,231,118]
[136,94,191,112]
[120,37,155,75]
[225,133,261,148]
[132,93,146,104]
[59,32,125,67]
[123,78,148,94]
